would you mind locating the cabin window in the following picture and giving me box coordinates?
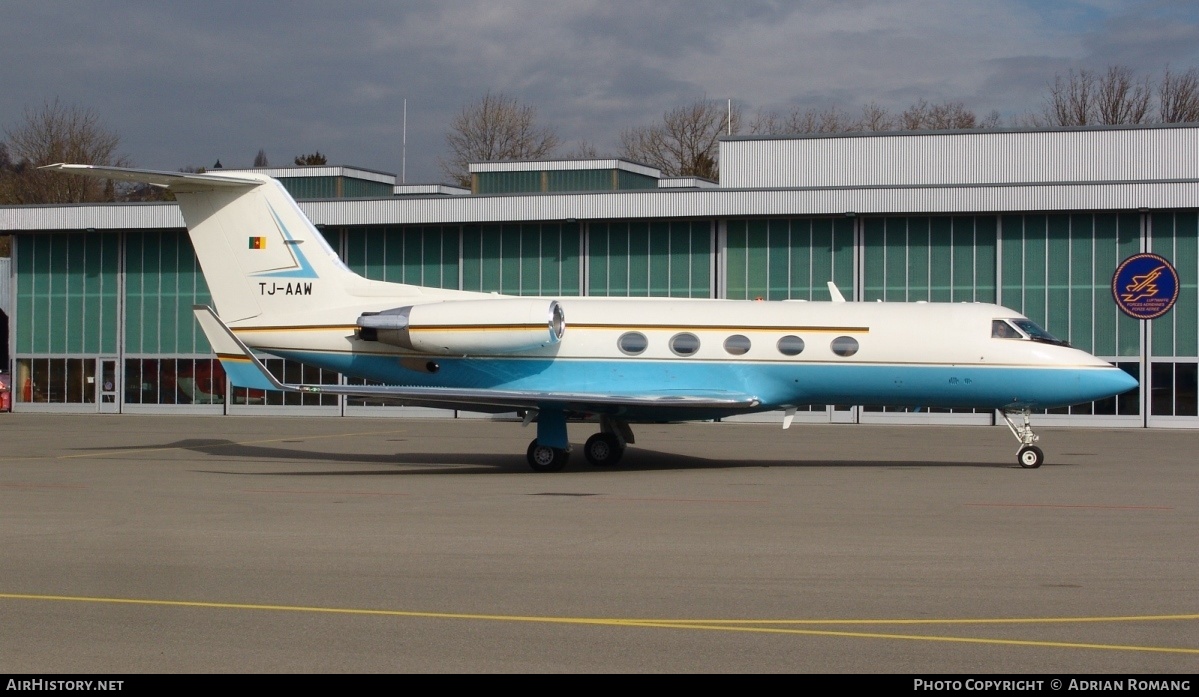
[724,335,751,355]
[669,333,701,356]
[777,335,805,356]
[831,336,859,357]
[618,332,648,356]
[992,320,1022,339]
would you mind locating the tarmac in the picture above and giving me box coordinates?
[1,413,1196,673]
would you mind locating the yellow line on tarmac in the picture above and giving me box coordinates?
[2,593,1195,655]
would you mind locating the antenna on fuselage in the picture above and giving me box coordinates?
[827,281,846,302]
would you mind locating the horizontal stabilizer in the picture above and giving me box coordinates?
[40,164,262,191]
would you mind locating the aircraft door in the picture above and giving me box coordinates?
[98,358,120,413]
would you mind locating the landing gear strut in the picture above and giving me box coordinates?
[1001,409,1044,469]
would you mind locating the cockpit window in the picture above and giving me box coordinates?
[993,318,1069,346]
[1011,319,1068,346]
[992,320,1022,339]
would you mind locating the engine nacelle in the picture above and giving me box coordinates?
[356,298,565,355]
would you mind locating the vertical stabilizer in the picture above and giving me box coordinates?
[173,177,360,322]
[41,164,369,323]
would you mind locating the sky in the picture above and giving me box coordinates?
[4,1,1199,184]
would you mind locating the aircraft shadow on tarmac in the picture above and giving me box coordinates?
[84,438,1037,475]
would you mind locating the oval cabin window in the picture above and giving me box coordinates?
[831,336,859,357]
[618,332,648,356]
[669,332,701,356]
[777,335,805,356]
[724,335,751,355]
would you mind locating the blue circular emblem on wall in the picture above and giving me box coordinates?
[1112,253,1180,320]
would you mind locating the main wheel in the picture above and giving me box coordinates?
[583,433,624,467]
[1018,445,1044,469]
[527,440,569,472]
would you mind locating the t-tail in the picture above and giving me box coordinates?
[40,164,433,323]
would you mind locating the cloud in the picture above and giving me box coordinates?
[3,1,1198,182]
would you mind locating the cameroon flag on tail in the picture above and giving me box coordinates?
[248,236,265,249]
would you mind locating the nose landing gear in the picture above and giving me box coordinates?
[1002,409,1044,468]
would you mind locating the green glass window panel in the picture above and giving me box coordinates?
[1152,212,1198,357]
[615,171,658,190]
[476,171,541,194]
[725,221,747,299]
[402,228,426,285]
[1172,213,1197,357]
[625,222,649,296]
[587,223,609,296]
[972,217,997,303]
[499,225,522,294]
[17,233,119,355]
[688,222,711,298]
[160,232,181,354]
[1000,215,1022,310]
[1068,216,1095,353]
[547,170,610,192]
[461,225,482,290]
[793,219,817,299]
[831,217,855,300]
[928,217,952,302]
[904,217,928,300]
[648,222,671,297]
[743,220,768,300]
[767,220,789,300]
[124,230,207,355]
[520,226,542,292]
[884,220,907,301]
[1115,213,1142,357]
[607,223,630,296]
[479,224,504,291]
[1045,215,1072,337]
[538,224,560,292]
[559,223,581,295]
[1091,214,1120,356]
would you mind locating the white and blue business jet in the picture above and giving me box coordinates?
[46,164,1138,471]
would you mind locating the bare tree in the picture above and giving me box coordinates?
[900,99,998,130]
[1096,65,1151,124]
[294,151,328,165]
[441,91,560,187]
[620,98,740,179]
[856,102,895,132]
[1158,66,1199,122]
[1037,65,1153,126]
[1041,68,1097,126]
[749,104,854,135]
[0,98,128,204]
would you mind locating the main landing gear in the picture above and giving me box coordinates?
[1001,408,1044,469]
[524,413,633,472]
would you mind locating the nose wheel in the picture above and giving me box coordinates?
[1003,409,1045,469]
[1018,445,1044,469]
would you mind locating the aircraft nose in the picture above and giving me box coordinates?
[1097,366,1139,397]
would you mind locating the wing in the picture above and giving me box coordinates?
[193,305,762,414]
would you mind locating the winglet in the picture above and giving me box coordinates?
[827,281,846,302]
[192,305,284,392]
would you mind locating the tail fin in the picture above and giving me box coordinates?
[42,164,369,322]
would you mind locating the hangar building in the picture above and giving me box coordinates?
[1,123,1195,428]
